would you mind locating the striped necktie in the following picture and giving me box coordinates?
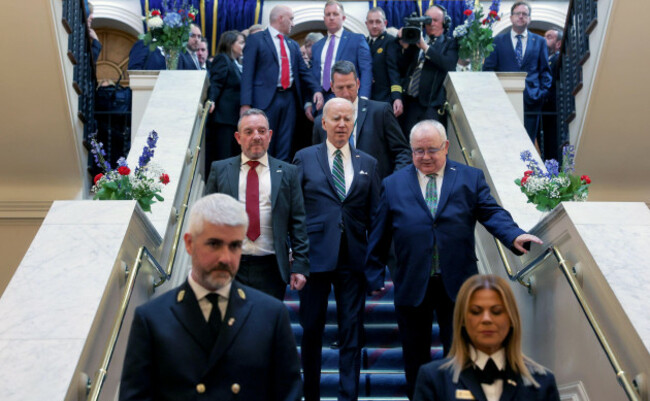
[426,174,440,275]
[332,149,346,201]
[515,34,523,67]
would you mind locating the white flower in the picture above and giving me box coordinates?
[147,16,163,29]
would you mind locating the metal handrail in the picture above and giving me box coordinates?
[86,99,213,400]
[444,101,641,401]
[86,246,168,401]
[160,99,213,283]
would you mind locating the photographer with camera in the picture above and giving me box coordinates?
[399,5,458,139]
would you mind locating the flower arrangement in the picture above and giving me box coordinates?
[453,0,501,71]
[515,146,591,212]
[140,0,197,69]
[91,130,170,212]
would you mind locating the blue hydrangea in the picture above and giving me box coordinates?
[163,12,182,28]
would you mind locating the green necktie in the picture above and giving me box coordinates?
[426,174,440,275]
[332,149,346,201]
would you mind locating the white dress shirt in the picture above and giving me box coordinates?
[188,273,230,322]
[510,29,528,58]
[471,346,506,401]
[320,27,344,86]
[238,153,274,256]
[416,163,445,203]
[326,140,353,194]
[267,25,293,87]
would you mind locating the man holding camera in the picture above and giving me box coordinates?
[399,5,458,138]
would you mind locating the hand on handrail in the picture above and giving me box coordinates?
[512,233,543,254]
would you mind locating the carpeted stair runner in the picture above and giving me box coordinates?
[284,269,444,400]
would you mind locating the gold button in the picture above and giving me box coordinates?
[196,383,206,394]
[231,383,241,394]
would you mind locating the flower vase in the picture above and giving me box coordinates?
[470,49,485,72]
[164,47,180,70]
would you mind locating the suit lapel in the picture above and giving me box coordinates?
[226,156,241,198]
[336,30,349,60]
[169,281,215,354]
[407,165,434,221]
[346,147,362,199]
[435,160,457,218]
[263,29,279,64]
[459,367,489,401]
[317,143,339,198]
[499,365,522,401]
[356,98,369,144]
[207,282,253,368]
[521,34,537,66]
[269,156,282,211]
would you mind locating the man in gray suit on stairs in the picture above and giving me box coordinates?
[205,108,310,300]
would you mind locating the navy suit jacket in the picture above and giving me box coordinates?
[204,155,310,282]
[311,30,373,98]
[120,281,302,401]
[414,358,561,401]
[293,143,380,273]
[208,54,241,125]
[365,161,525,306]
[312,97,411,179]
[241,29,320,110]
[484,32,552,110]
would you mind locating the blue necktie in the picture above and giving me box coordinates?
[515,34,523,67]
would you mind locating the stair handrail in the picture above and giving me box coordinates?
[158,100,213,284]
[444,101,642,401]
[85,99,212,400]
[86,246,168,401]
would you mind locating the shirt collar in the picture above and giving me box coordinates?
[416,162,446,181]
[326,139,351,159]
[241,152,269,167]
[187,272,231,301]
[329,27,344,39]
[470,345,506,371]
[511,29,528,40]
[268,25,281,38]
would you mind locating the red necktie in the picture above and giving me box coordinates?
[245,160,260,241]
[278,34,290,89]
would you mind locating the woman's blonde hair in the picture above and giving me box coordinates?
[442,274,547,386]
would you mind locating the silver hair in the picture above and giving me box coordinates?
[187,193,249,235]
[305,32,325,46]
[237,108,269,131]
[409,120,448,146]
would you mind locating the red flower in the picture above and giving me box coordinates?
[524,170,533,177]
[160,173,170,185]
[151,9,160,17]
[580,175,591,184]
[118,166,131,176]
[482,19,488,25]
[521,176,529,185]
[188,12,195,21]
[464,9,473,16]
[489,10,498,17]
[94,173,103,184]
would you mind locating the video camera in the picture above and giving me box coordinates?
[402,13,432,45]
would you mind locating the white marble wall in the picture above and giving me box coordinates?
[0,201,160,401]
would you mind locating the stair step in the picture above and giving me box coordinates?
[285,281,396,302]
[292,323,440,348]
[315,373,408,397]
[285,300,397,324]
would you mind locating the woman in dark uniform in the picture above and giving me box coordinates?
[414,274,560,401]
[205,30,246,175]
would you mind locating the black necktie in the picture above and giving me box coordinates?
[475,358,506,384]
[205,293,221,340]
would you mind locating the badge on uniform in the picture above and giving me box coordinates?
[237,288,246,300]
[377,47,383,54]
[177,290,185,302]
[455,389,475,400]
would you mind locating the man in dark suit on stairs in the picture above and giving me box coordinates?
[365,120,542,399]
[312,61,411,180]
[294,98,380,401]
[120,193,302,401]
[205,109,310,301]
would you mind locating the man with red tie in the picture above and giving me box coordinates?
[204,109,310,300]
[241,5,323,162]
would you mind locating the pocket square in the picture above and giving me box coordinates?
[359,170,369,175]
[455,389,475,400]
[276,169,283,173]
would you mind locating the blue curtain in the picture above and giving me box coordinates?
[369,1,421,28]
[422,0,469,35]
[140,0,263,55]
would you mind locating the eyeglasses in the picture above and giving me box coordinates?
[190,33,202,39]
[412,146,445,157]
[512,12,530,17]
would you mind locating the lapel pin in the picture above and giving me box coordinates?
[177,290,185,302]
[237,288,246,300]
[355,154,360,158]
[276,169,282,173]
[507,379,517,386]
[228,317,235,326]
[360,170,368,175]
[455,389,475,400]
[451,167,456,171]
[377,48,383,54]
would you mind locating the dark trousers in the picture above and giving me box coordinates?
[401,95,447,142]
[299,269,367,401]
[395,274,454,400]
[265,89,297,162]
[235,254,286,301]
[204,122,238,178]
[524,106,541,143]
